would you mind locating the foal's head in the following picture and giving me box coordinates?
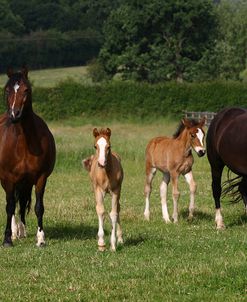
[93,128,111,168]
[4,66,32,123]
[175,118,206,157]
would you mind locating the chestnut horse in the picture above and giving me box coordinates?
[144,118,206,222]
[83,128,123,251]
[207,107,247,229]
[1,67,56,247]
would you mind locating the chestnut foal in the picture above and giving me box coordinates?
[144,118,206,223]
[83,128,123,251]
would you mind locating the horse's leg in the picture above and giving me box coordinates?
[171,173,180,223]
[11,215,18,240]
[2,182,16,246]
[110,191,121,251]
[144,163,157,220]
[184,171,197,220]
[18,186,32,238]
[95,188,105,251]
[239,177,247,215]
[35,176,47,247]
[160,172,171,223]
[116,192,123,245]
[211,165,224,229]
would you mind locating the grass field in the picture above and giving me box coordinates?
[0,118,246,301]
[0,66,90,88]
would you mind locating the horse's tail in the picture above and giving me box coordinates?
[222,170,242,203]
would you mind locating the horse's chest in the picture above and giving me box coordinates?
[177,156,194,174]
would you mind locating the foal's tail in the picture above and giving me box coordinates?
[222,171,242,203]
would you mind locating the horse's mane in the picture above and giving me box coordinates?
[173,119,200,138]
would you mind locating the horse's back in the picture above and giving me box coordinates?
[207,107,247,174]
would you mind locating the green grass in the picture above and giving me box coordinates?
[0,119,246,301]
[0,66,90,88]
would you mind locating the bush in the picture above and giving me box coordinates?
[4,80,246,121]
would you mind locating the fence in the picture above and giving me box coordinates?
[183,111,216,128]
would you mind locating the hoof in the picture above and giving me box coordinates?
[216,224,225,230]
[3,241,13,248]
[118,238,124,245]
[36,241,46,248]
[98,245,106,252]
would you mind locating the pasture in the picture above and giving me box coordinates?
[0,118,246,301]
[0,66,90,88]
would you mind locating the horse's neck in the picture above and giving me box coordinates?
[177,130,192,156]
[105,152,113,172]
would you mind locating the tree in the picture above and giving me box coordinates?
[99,0,218,83]
[0,0,24,34]
[214,0,247,80]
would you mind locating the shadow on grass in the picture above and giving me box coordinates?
[124,235,146,247]
[46,223,99,240]
[180,209,213,222]
[227,213,247,227]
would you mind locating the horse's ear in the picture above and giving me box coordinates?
[182,118,191,128]
[199,116,206,127]
[7,67,14,78]
[21,65,28,79]
[106,128,111,137]
[93,128,99,137]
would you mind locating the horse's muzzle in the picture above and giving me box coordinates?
[197,149,206,157]
[9,108,23,123]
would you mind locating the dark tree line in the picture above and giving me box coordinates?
[0,0,246,82]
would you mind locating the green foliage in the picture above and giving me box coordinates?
[87,58,110,83]
[100,0,218,83]
[214,0,247,80]
[30,80,247,121]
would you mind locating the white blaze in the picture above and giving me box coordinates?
[194,128,205,152]
[14,82,20,93]
[97,137,107,166]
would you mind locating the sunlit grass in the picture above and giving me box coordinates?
[0,66,90,88]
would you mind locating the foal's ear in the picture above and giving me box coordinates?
[199,116,206,127]
[106,128,111,137]
[93,128,99,137]
[7,67,14,78]
[182,118,191,128]
[21,65,29,79]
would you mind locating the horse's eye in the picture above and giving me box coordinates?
[191,133,196,138]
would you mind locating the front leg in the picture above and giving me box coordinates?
[95,188,105,251]
[171,173,180,223]
[3,185,16,247]
[35,176,47,247]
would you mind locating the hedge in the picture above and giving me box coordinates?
[1,80,247,120]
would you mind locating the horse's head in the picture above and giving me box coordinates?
[93,128,111,168]
[182,117,206,157]
[4,66,32,123]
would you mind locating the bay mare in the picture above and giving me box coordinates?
[207,107,247,229]
[83,128,123,251]
[1,67,56,247]
[144,118,206,222]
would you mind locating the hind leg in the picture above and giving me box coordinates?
[144,161,156,220]
[35,176,47,247]
[184,171,197,220]
[211,165,225,229]
[18,186,32,238]
[239,177,247,215]
[160,172,171,223]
